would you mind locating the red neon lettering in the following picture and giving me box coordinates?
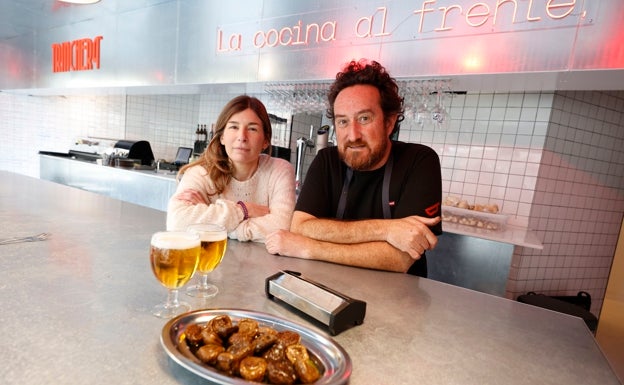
[319,22,336,42]
[250,20,335,50]
[415,0,576,33]
[466,3,490,27]
[546,0,576,19]
[51,36,102,73]
[494,0,521,25]
[217,30,241,52]
[217,29,228,51]
[525,0,540,22]
[290,20,306,46]
[71,39,84,70]
[93,36,102,69]
[265,29,279,47]
[302,23,320,44]
[355,7,391,38]
[63,41,71,71]
[253,31,265,48]
[436,4,462,31]
[413,0,437,33]
[279,27,293,45]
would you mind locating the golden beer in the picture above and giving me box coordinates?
[198,237,227,272]
[188,224,228,273]
[185,224,227,298]
[150,231,200,289]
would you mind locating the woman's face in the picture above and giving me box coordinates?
[220,108,269,167]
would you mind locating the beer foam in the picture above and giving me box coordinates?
[151,232,200,249]
[197,230,227,242]
[187,224,227,241]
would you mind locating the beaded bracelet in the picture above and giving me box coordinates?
[237,201,249,220]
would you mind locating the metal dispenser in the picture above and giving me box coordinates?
[266,270,366,335]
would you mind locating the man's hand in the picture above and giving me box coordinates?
[265,230,310,258]
[385,216,440,260]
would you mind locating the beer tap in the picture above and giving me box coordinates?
[295,125,316,195]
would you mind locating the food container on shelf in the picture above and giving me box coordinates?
[441,205,509,231]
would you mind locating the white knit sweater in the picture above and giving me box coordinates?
[166,154,296,242]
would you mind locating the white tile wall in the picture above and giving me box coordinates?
[502,91,624,316]
[1,88,623,317]
[401,91,550,227]
[0,93,125,177]
[401,90,624,316]
[126,94,200,161]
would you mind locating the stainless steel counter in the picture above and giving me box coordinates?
[0,171,619,385]
[39,154,177,211]
[39,154,544,250]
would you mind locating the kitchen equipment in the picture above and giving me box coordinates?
[113,140,155,166]
[173,147,193,166]
[114,158,140,169]
[295,133,315,195]
[316,125,330,154]
[268,113,288,148]
[266,270,366,335]
[64,137,117,163]
[271,145,291,161]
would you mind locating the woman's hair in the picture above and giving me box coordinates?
[177,95,272,195]
[326,59,404,137]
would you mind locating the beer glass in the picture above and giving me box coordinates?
[149,231,200,318]
[185,223,227,298]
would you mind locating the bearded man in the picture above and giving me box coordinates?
[266,59,442,276]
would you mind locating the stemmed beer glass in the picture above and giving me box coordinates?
[149,231,200,318]
[185,223,227,298]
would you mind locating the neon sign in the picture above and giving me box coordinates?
[216,0,582,53]
[51,36,103,73]
[412,0,577,32]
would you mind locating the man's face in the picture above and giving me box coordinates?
[333,84,395,171]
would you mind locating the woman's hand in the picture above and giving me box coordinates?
[243,201,270,218]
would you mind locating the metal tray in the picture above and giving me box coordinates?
[161,308,352,385]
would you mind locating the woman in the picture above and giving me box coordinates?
[166,95,295,242]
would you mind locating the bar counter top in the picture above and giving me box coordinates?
[0,171,618,385]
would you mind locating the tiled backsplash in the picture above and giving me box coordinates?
[506,91,624,315]
[402,91,553,228]
[1,89,623,316]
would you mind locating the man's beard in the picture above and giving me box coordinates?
[338,139,388,171]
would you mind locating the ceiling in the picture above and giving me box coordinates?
[0,0,165,39]
[1,0,623,95]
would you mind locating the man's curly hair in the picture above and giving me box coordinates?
[326,59,404,137]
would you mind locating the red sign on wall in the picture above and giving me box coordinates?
[51,36,103,73]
